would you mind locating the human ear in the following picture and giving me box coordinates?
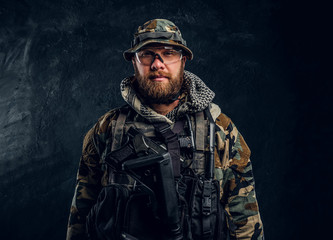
[182,56,187,66]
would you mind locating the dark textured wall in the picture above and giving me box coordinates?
[0,0,331,239]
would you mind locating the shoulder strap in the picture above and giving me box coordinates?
[195,111,205,151]
[111,105,130,151]
[191,111,206,173]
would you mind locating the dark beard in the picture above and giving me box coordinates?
[133,63,184,104]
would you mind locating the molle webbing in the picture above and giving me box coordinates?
[109,106,209,175]
[102,106,223,239]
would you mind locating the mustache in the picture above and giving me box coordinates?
[148,71,172,80]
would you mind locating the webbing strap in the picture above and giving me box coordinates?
[202,180,213,240]
[111,108,128,151]
[172,119,185,134]
[153,122,181,178]
[193,111,206,172]
[195,111,205,151]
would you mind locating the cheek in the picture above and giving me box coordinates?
[139,66,150,76]
[170,63,183,77]
[134,61,148,76]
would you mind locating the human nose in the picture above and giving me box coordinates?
[150,54,165,70]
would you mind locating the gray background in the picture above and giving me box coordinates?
[0,0,331,239]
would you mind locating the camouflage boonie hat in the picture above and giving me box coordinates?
[123,19,193,61]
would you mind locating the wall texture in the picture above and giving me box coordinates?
[0,0,331,239]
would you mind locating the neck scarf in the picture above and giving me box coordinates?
[120,70,215,123]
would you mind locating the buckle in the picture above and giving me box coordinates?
[202,196,212,216]
[202,180,212,216]
[179,136,192,149]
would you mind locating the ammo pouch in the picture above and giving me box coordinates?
[177,171,229,240]
[86,183,163,240]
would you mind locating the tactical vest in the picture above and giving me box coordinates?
[86,105,230,240]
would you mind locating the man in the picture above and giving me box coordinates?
[67,19,264,240]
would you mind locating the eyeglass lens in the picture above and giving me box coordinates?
[136,48,182,65]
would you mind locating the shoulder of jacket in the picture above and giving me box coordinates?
[209,103,232,131]
[215,112,232,130]
[95,105,130,139]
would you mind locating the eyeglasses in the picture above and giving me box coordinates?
[135,46,183,66]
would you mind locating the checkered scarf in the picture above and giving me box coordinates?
[120,70,215,123]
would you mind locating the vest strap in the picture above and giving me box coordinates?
[111,107,128,151]
[195,111,205,151]
[153,122,182,178]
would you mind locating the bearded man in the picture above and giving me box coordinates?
[67,19,264,240]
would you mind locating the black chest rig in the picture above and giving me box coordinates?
[86,106,229,240]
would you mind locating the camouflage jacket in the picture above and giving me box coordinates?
[67,71,264,240]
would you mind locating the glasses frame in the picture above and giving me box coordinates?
[135,46,183,66]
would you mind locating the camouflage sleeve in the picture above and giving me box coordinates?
[66,108,127,239]
[214,113,264,240]
[66,109,120,240]
[66,126,104,240]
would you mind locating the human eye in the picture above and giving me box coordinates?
[163,50,177,57]
[139,50,154,58]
